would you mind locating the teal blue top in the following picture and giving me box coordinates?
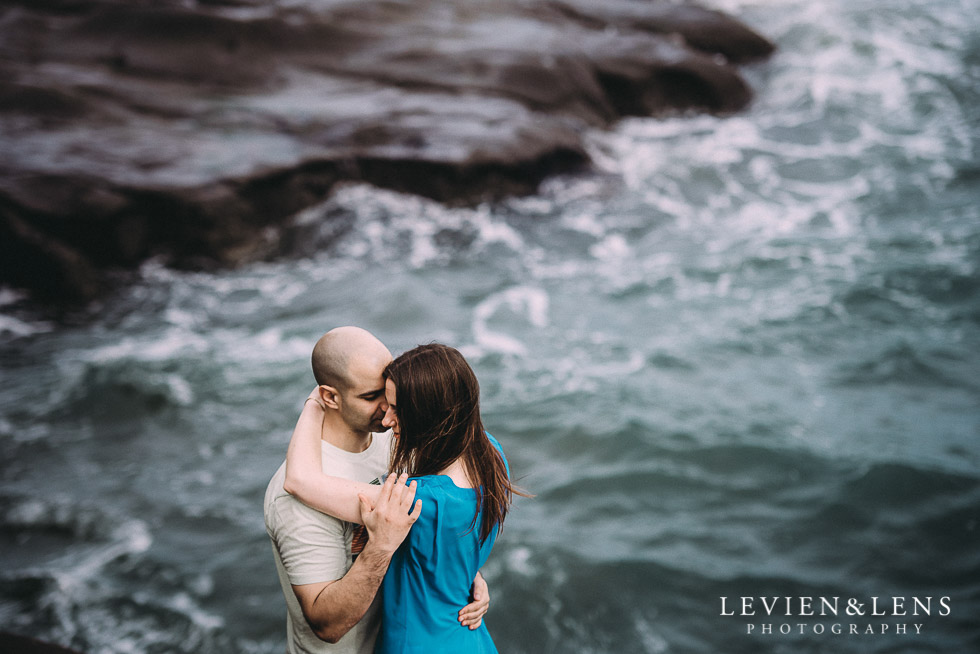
[376,434,506,654]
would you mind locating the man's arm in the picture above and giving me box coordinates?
[291,543,389,643]
[293,470,421,643]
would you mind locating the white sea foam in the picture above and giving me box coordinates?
[7,497,49,524]
[308,183,534,268]
[0,313,54,338]
[85,329,210,364]
[169,592,225,630]
[51,520,152,593]
[226,326,312,363]
[0,286,27,305]
[5,497,153,596]
[10,422,52,443]
[589,233,632,261]
[506,546,536,576]
[633,613,669,654]
[470,286,549,356]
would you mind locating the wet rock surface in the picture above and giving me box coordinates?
[0,0,774,302]
[0,632,83,654]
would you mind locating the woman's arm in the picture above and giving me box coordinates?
[283,390,382,524]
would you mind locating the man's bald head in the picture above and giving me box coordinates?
[311,326,392,390]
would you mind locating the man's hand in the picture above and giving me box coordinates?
[458,571,489,630]
[358,472,422,555]
[291,474,415,645]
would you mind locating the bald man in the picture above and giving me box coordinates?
[264,327,488,654]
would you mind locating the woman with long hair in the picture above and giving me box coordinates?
[284,343,518,653]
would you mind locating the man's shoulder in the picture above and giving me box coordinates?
[264,460,288,509]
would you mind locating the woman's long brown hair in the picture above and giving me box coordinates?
[384,343,517,542]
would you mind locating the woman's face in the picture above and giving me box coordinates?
[381,378,400,438]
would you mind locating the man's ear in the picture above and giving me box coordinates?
[318,385,341,409]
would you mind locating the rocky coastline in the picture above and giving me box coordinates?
[0,0,774,304]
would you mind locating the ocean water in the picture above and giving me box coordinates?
[1,0,979,652]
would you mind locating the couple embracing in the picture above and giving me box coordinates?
[264,327,522,654]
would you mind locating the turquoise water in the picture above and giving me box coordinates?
[2,0,979,652]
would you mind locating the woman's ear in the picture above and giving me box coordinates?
[318,385,341,409]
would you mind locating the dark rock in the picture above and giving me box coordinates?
[0,632,84,654]
[549,0,776,64]
[0,0,774,303]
